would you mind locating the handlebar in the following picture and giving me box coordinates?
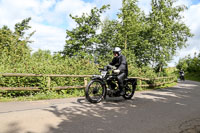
[99,65,116,71]
[98,68,105,71]
[98,65,118,75]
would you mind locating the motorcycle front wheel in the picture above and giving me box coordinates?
[85,79,106,103]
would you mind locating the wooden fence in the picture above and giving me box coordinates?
[0,73,176,91]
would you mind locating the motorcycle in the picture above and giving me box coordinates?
[85,65,137,103]
[180,73,185,81]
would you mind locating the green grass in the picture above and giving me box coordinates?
[159,82,177,89]
[0,89,85,102]
[134,82,177,91]
[137,82,177,91]
[185,73,200,82]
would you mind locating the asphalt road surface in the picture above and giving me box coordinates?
[0,80,200,133]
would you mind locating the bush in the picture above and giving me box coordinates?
[0,49,175,99]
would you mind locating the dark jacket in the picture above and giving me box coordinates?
[179,71,184,76]
[110,54,128,76]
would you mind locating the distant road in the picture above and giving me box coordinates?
[0,80,200,133]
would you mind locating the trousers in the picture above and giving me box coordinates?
[117,72,127,90]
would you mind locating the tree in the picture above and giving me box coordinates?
[98,18,120,57]
[62,5,110,57]
[176,51,200,75]
[147,0,193,71]
[99,0,147,66]
[117,0,144,51]
[0,17,34,64]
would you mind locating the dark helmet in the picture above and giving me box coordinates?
[113,47,121,55]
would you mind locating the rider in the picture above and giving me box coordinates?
[108,47,128,95]
[179,69,185,81]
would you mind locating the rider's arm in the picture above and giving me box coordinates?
[118,56,127,72]
[109,57,117,66]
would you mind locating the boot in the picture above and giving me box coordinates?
[118,86,125,96]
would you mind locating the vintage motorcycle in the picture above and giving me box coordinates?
[180,73,185,81]
[85,65,137,103]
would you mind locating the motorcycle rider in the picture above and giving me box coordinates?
[107,47,128,95]
[179,69,185,81]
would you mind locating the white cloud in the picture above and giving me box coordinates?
[171,3,200,66]
[30,22,66,52]
[55,0,95,29]
[138,0,151,14]
[94,0,122,19]
[184,4,200,37]
[0,0,97,53]
[55,0,94,15]
[0,0,41,25]
[174,0,192,7]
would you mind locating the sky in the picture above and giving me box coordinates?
[0,0,200,67]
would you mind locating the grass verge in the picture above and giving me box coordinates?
[136,82,177,91]
[0,89,85,102]
[185,73,200,82]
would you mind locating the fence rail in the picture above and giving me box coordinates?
[0,73,176,91]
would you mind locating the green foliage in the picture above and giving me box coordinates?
[101,0,148,66]
[185,73,200,82]
[88,0,192,69]
[146,0,193,70]
[176,51,200,81]
[0,47,175,100]
[2,1,191,100]
[62,5,110,57]
[118,0,145,50]
[0,17,34,65]
[98,19,119,56]
[61,0,193,71]
[0,89,85,102]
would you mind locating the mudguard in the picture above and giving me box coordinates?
[126,78,137,85]
[91,76,107,86]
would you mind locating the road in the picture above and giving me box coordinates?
[0,80,200,133]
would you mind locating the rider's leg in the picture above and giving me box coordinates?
[107,80,111,89]
[117,73,126,95]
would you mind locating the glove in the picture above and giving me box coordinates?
[114,69,120,74]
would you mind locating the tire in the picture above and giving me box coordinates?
[180,76,185,81]
[85,79,106,103]
[123,80,136,99]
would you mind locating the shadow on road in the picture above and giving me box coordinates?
[40,81,200,133]
[3,80,200,133]
[43,97,136,133]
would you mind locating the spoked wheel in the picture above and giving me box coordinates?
[85,79,106,103]
[123,80,136,99]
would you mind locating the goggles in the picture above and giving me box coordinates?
[113,51,118,54]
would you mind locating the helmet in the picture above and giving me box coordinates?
[113,47,121,55]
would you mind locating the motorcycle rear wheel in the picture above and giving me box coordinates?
[123,80,136,99]
[85,79,106,103]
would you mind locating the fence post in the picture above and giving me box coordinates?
[84,77,88,87]
[164,77,165,84]
[47,76,51,89]
[139,79,142,89]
